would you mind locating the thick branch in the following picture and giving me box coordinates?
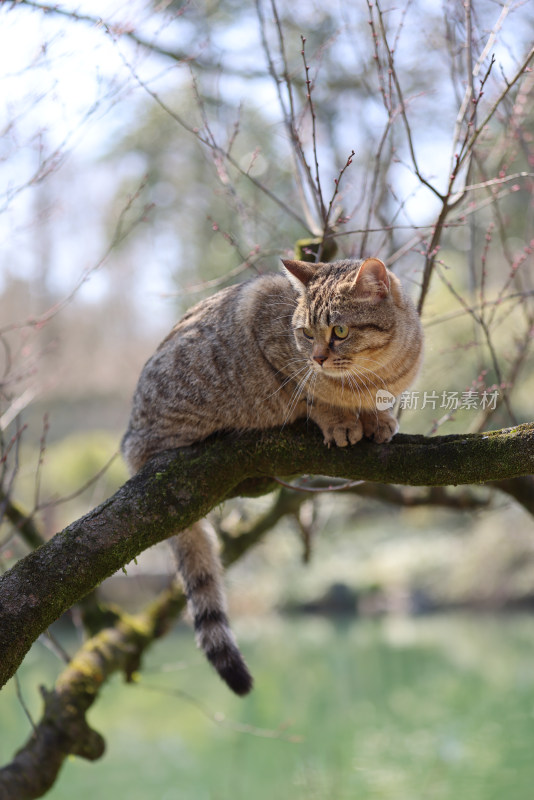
[0,421,532,689]
[0,585,184,800]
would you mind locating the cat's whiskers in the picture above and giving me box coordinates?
[348,362,388,389]
[352,365,392,418]
[269,355,309,380]
[358,366,390,417]
[263,297,298,312]
[345,373,363,414]
[352,355,391,373]
[306,372,318,421]
[345,366,383,410]
[272,314,298,323]
[282,367,314,428]
[264,361,309,401]
[347,366,383,397]
[347,365,394,427]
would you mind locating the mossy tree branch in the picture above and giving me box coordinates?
[0,421,533,692]
[0,584,185,800]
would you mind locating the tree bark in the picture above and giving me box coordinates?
[0,585,184,800]
[0,421,533,690]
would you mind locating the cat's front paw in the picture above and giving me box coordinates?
[323,418,363,447]
[360,410,398,443]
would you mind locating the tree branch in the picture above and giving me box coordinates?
[0,492,44,550]
[0,584,185,800]
[488,476,534,516]
[0,421,532,690]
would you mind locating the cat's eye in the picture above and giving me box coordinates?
[302,327,314,340]
[332,325,349,340]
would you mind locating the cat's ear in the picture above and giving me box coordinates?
[281,259,320,290]
[355,258,390,300]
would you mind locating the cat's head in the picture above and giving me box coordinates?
[281,257,405,377]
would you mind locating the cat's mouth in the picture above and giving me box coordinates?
[311,363,345,378]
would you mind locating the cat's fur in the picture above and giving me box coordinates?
[122,257,423,694]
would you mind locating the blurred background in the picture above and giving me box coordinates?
[1,0,534,797]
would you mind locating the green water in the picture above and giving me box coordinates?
[3,614,534,800]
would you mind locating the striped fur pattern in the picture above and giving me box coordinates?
[122,258,423,694]
[168,521,253,695]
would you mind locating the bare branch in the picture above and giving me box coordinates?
[12,0,262,77]
[457,44,534,171]
[254,0,322,230]
[0,181,151,336]
[374,0,444,202]
[300,35,326,222]
[118,54,312,232]
[449,0,512,173]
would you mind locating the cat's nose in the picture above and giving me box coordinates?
[313,354,328,366]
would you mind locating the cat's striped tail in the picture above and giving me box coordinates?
[170,521,253,696]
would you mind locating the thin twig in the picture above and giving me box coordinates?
[374,0,444,202]
[457,44,534,171]
[37,451,119,511]
[0,181,152,336]
[300,36,326,221]
[137,681,303,742]
[256,0,321,230]
[273,476,365,493]
[116,50,311,232]
[449,0,512,173]
[14,673,36,734]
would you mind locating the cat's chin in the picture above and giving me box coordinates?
[313,366,345,379]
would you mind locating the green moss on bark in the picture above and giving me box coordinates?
[0,421,532,690]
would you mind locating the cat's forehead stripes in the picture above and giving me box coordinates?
[305,262,391,328]
[307,291,331,327]
[304,263,358,326]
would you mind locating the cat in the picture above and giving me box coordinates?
[121,257,423,695]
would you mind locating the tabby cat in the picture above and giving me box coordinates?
[122,257,423,695]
